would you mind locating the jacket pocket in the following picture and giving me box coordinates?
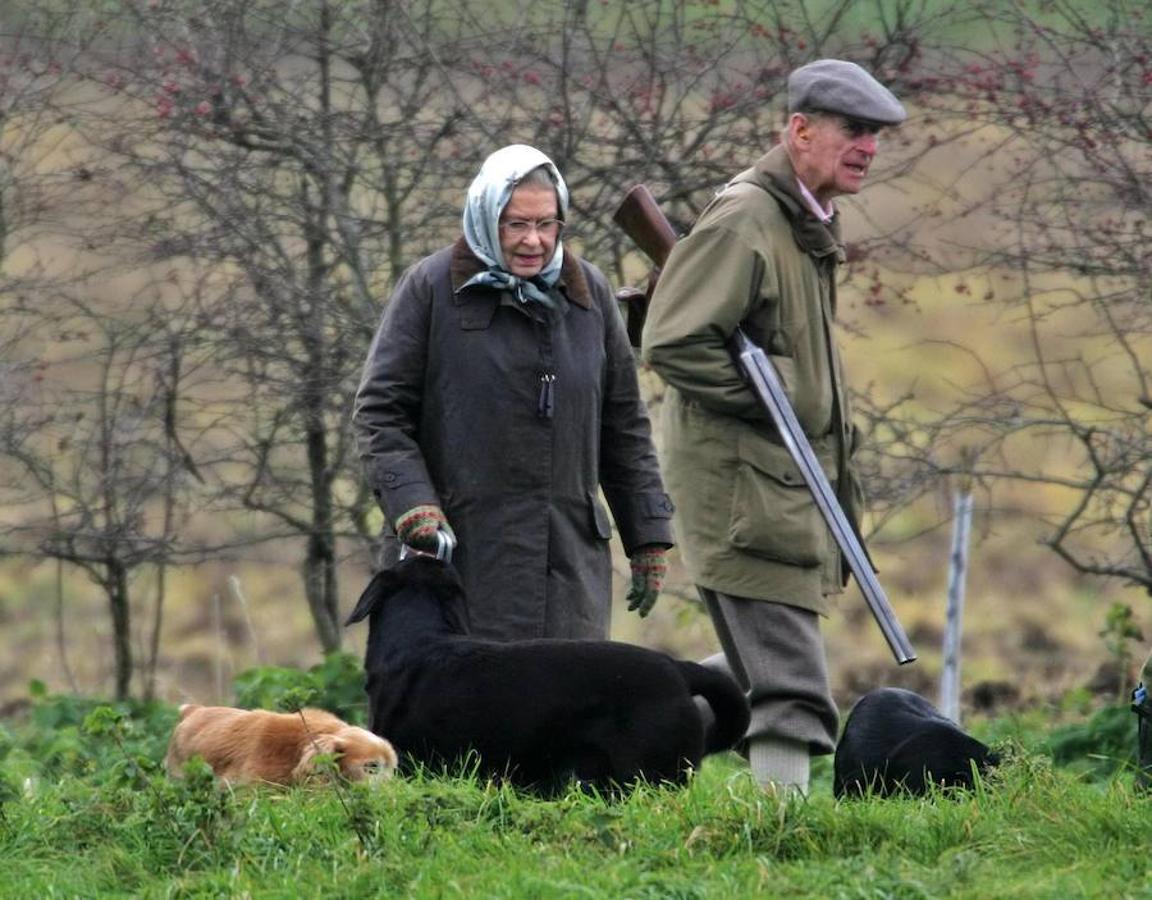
[587,491,612,541]
[727,431,827,567]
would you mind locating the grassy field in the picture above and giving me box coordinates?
[0,687,1147,898]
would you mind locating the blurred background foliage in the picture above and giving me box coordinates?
[0,0,1149,726]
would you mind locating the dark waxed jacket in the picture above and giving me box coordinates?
[353,238,674,640]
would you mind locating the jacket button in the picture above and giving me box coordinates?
[383,472,397,483]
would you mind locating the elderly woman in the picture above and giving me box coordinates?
[352,144,673,640]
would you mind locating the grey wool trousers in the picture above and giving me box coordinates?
[698,587,839,755]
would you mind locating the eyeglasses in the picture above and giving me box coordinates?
[500,218,564,238]
[838,118,882,139]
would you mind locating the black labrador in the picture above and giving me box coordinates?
[834,688,1000,798]
[345,555,750,796]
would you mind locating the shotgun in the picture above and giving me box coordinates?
[612,185,678,347]
[613,184,917,665]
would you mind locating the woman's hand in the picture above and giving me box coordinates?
[395,505,454,553]
[626,545,668,617]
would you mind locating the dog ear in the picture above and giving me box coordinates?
[293,733,343,780]
[430,563,470,633]
[344,569,400,625]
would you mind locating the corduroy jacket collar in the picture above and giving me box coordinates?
[739,146,845,262]
[449,237,592,309]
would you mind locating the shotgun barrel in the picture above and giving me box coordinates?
[614,184,916,665]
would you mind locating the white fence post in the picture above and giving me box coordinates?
[940,490,973,724]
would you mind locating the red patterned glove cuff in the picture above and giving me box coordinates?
[630,547,668,588]
[395,504,447,549]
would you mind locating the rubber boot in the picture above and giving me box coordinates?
[748,736,810,798]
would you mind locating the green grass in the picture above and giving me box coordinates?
[1,693,1149,898]
[4,752,1149,897]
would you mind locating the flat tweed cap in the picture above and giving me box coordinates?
[788,59,906,126]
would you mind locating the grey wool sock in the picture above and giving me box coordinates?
[748,736,810,797]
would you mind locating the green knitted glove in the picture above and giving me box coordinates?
[395,504,453,553]
[626,545,667,617]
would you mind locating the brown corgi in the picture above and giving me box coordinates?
[165,704,397,786]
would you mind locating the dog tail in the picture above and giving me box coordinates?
[677,661,751,755]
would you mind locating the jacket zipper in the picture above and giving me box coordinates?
[537,373,556,418]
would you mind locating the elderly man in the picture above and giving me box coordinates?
[641,60,906,795]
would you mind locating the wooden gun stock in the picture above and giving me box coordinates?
[613,185,679,268]
[612,185,680,346]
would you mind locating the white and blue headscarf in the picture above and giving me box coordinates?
[461,144,569,309]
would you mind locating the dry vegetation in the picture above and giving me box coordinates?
[1,0,1149,720]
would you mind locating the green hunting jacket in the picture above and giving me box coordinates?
[641,145,863,614]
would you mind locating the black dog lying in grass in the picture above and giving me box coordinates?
[833,688,1000,798]
[344,555,750,796]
